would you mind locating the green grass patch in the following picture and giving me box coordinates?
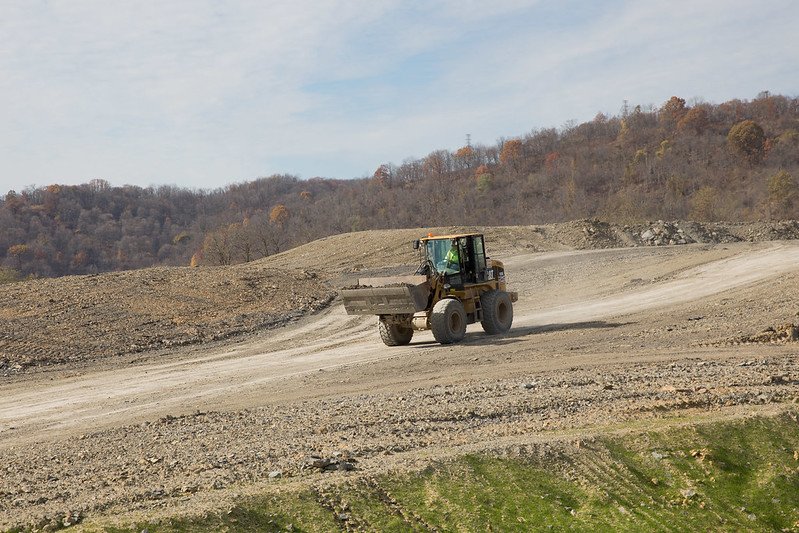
[0,268,35,284]
[102,489,342,533]
[73,410,799,532]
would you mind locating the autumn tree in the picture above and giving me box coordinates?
[270,204,289,226]
[454,146,474,170]
[43,184,61,217]
[677,106,709,135]
[421,150,453,218]
[766,170,797,219]
[372,164,391,186]
[659,96,686,130]
[544,152,561,168]
[202,231,232,265]
[71,251,90,271]
[691,186,718,221]
[423,150,452,182]
[268,205,291,253]
[229,219,255,262]
[499,139,522,170]
[4,190,23,215]
[727,120,766,164]
[7,245,31,269]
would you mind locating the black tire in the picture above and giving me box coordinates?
[480,289,513,335]
[430,298,467,344]
[379,319,413,346]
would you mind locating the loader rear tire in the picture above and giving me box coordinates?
[480,289,513,335]
[431,298,467,344]
[379,319,413,346]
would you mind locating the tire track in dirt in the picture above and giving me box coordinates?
[0,306,383,445]
[3,242,799,447]
[509,242,799,327]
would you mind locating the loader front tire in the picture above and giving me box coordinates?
[431,298,467,344]
[379,319,413,346]
[480,289,513,335]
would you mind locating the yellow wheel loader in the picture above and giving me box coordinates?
[340,233,518,346]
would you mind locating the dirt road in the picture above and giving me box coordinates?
[3,239,799,528]
[3,241,798,444]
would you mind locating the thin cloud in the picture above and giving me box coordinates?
[0,0,796,193]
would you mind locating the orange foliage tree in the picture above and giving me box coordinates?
[677,107,709,135]
[499,139,522,169]
[269,205,290,227]
[659,96,686,130]
[454,146,474,170]
[372,164,391,186]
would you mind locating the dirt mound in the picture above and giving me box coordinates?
[254,220,799,276]
[261,225,563,274]
[538,219,629,249]
[732,322,799,345]
[0,264,333,373]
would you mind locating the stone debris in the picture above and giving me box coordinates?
[734,323,799,345]
[305,455,357,472]
[638,221,694,246]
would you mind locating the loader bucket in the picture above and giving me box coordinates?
[340,275,430,315]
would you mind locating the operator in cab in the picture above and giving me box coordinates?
[438,240,461,274]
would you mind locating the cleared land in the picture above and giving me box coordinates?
[1,221,799,529]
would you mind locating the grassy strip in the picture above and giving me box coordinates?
[69,410,799,532]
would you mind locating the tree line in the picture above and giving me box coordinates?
[2,91,798,280]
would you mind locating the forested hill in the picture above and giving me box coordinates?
[2,92,798,280]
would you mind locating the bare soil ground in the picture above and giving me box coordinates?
[2,220,799,529]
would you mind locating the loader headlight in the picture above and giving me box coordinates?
[443,283,451,290]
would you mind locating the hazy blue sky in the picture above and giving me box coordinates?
[1,0,797,194]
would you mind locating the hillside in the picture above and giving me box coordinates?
[2,92,798,281]
[7,216,799,375]
[4,219,799,375]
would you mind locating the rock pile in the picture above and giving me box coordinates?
[638,221,694,246]
[545,219,628,249]
[305,454,357,472]
[734,323,799,344]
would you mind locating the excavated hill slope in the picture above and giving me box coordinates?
[4,219,799,374]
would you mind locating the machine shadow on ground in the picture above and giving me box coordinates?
[403,320,633,348]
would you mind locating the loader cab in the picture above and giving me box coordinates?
[418,233,487,288]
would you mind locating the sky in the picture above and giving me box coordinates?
[1,0,797,194]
